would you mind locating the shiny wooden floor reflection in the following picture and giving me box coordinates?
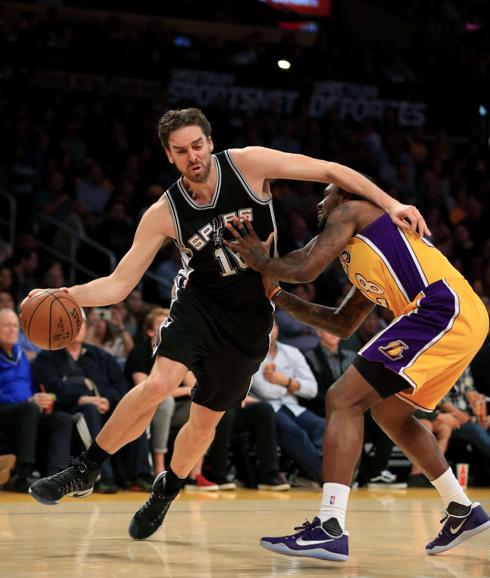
[1,487,489,578]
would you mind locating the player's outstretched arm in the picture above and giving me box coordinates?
[22,197,173,309]
[68,198,172,306]
[225,203,356,283]
[233,147,430,236]
[272,285,374,339]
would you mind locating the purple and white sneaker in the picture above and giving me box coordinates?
[426,501,490,555]
[260,517,348,561]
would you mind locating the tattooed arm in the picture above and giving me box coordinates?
[225,202,357,283]
[274,285,375,339]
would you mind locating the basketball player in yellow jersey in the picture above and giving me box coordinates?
[226,184,490,561]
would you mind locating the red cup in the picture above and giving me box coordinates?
[456,463,469,489]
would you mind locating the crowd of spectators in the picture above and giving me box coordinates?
[0,1,489,490]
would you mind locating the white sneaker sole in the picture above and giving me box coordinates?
[29,485,93,505]
[260,540,348,561]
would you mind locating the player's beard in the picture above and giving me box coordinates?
[186,157,212,183]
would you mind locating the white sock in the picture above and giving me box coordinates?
[318,482,350,530]
[431,468,471,508]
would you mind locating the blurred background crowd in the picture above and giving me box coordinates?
[1,0,490,493]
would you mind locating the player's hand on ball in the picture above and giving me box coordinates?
[20,288,82,350]
[21,287,69,309]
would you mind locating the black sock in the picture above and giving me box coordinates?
[164,467,186,496]
[85,441,111,469]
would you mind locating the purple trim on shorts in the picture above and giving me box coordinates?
[357,213,427,301]
[360,280,458,376]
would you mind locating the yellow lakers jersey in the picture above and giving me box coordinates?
[339,213,466,316]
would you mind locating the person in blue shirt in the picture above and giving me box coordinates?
[0,308,73,492]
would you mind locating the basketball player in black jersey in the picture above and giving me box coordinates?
[26,108,427,542]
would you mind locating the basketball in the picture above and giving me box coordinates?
[20,289,83,350]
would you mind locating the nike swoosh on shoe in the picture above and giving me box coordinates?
[296,537,335,546]
[449,519,467,534]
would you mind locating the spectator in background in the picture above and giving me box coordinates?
[0,266,15,296]
[125,307,175,476]
[304,328,356,418]
[0,308,73,492]
[0,231,13,265]
[0,291,15,310]
[0,291,41,360]
[85,306,134,361]
[75,162,112,215]
[94,201,134,260]
[251,321,323,484]
[279,211,315,255]
[124,289,146,338]
[35,170,72,223]
[203,395,291,491]
[469,296,490,401]
[439,367,490,477]
[11,248,39,303]
[40,261,65,289]
[31,313,152,493]
[275,284,320,353]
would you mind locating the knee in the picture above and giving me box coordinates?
[187,409,223,440]
[187,421,216,443]
[325,386,356,415]
[141,375,176,405]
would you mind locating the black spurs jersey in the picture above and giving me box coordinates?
[165,150,277,310]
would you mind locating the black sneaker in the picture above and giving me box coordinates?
[29,456,100,505]
[258,472,291,491]
[128,471,178,540]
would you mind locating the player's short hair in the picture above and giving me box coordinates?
[158,108,212,149]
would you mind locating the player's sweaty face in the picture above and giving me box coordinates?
[167,126,214,183]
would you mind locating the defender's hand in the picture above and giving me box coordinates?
[387,203,431,237]
[224,217,274,272]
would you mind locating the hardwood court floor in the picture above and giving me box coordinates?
[1,487,489,578]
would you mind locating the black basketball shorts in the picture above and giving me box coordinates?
[155,284,272,411]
